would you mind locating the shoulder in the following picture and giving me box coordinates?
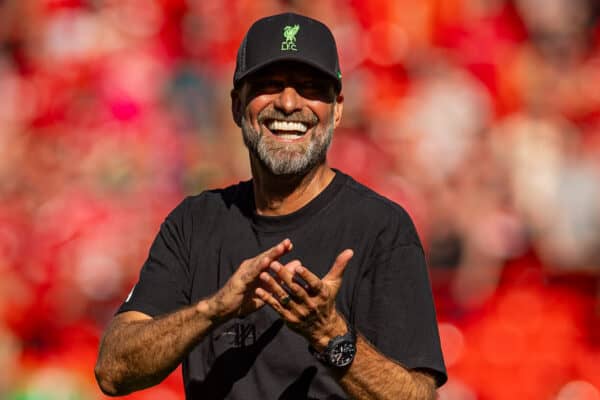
[336,171,421,247]
[178,180,251,214]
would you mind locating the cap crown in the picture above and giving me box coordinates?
[234,13,342,92]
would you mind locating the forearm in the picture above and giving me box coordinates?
[339,334,436,400]
[95,300,217,396]
[95,239,293,396]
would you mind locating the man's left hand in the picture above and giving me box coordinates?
[255,249,354,350]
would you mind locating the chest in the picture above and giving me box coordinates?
[187,217,369,307]
[183,217,365,398]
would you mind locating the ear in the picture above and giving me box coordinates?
[333,93,344,128]
[231,89,243,127]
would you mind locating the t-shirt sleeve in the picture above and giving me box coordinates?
[117,198,192,317]
[354,212,448,387]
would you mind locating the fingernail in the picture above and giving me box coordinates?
[271,262,281,272]
[295,265,304,274]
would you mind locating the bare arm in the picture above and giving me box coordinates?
[95,304,215,395]
[256,250,438,399]
[340,333,436,399]
[95,239,293,396]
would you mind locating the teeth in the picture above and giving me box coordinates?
[268,120,308,133]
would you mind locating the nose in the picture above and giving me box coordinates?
[274,86,302,114]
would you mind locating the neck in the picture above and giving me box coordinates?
[250,158,335,216]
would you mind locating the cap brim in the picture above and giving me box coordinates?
[234,56,342,93]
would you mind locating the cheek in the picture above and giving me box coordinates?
[244,106,266,128]
[313,105,336,126]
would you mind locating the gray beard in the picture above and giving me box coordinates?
[241,114,334,176]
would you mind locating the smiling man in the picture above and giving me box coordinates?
[95,12,447,399]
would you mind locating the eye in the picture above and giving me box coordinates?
[298,80,325,90]
[252,79,285,94]
[296,80,335,100]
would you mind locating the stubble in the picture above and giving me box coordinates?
[241,107,334,176]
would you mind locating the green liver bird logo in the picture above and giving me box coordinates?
[281,24,300,51]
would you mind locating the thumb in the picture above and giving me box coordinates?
[323,249,354,283]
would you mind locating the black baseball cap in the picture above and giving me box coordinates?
[233,13,342,93]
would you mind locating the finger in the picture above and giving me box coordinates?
[282,259,302,275]
[282,260,308,291]
[323,249,354,282]
[272,260,312,303]
[250,239,294,276]
[270,260,305,297]
[291,265,324,295]
[261,238,293,259]
[259,270,293,306]
[255,287,293,316]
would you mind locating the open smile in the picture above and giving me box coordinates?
[264,119,313,141]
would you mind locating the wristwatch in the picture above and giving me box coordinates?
[310,327,357,368]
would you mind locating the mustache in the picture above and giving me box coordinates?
[257,107,318,125]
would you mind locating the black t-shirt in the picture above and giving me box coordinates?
[119,170,447,399]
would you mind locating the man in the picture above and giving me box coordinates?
[95,12,447,399]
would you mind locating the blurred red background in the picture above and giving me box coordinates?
[1,1,600,399]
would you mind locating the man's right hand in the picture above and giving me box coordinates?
[95,239,293,396]
[206,238,293,321]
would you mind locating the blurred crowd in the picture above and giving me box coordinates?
[1,0,599,399]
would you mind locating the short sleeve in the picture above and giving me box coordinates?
[117,198,192,317]
[355,241,447,387]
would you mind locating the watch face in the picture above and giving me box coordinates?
[328,341,356,367]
